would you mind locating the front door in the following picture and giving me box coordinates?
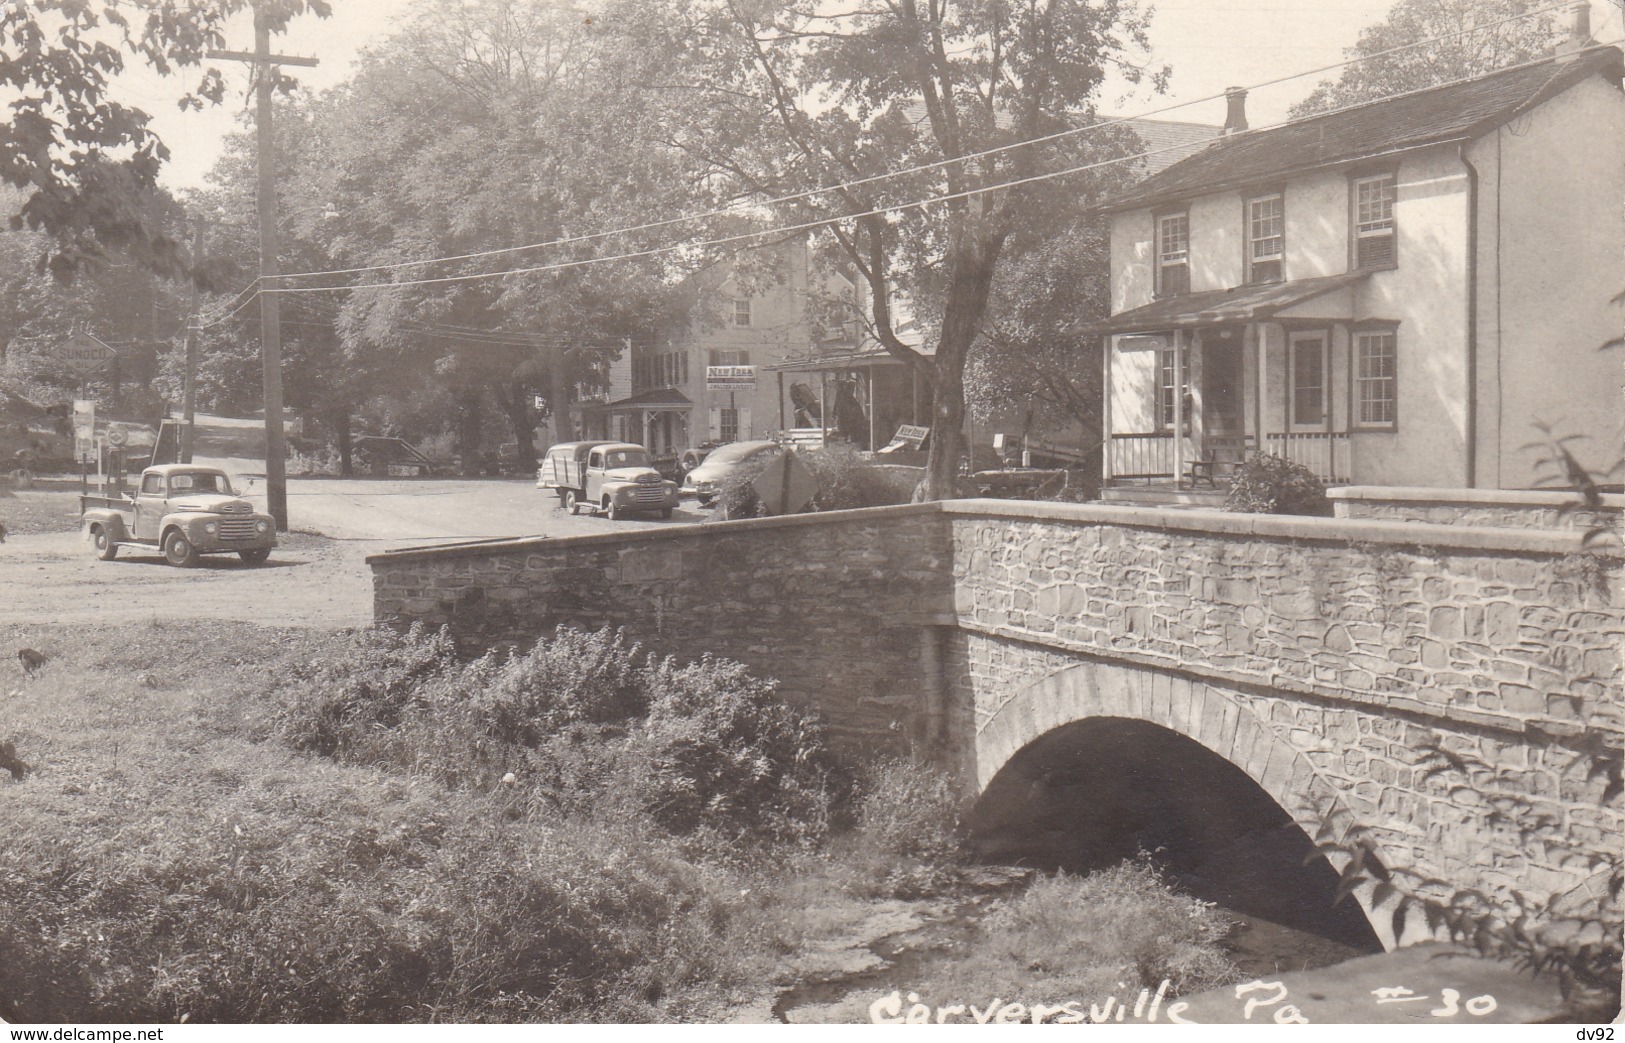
[1202,328,1244,437]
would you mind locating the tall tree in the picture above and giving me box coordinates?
[1,0,330,278]
[1290,0,1563,118]
[258,0,706,458]
[632,0,1160,499]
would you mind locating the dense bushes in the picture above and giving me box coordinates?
[270,626,839,850]
[1224,452,1333,516]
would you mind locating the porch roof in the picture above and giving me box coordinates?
[1086,272,1369,335]
[585,388,693,412]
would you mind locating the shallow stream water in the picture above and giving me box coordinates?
[772,866,1369,1024]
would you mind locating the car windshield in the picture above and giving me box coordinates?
[169,472,233,495]
[604,449,649,468]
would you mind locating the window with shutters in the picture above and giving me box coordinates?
[732,300,752,326]
[1353,328,1398,428]
[1353,174,1396,270]
[1246,193,1284,283]
[1156,212,1189,296]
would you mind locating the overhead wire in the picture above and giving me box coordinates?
[258,38,1625,297]
[262,0,1576,285]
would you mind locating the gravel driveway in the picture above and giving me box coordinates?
[1,478,713,628]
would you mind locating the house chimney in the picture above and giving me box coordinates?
[1223,87,1249,135]
[1556,1,1592,60]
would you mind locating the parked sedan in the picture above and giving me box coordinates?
[679,439,783,506]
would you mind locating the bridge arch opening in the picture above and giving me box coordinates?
[970,716,1383,957]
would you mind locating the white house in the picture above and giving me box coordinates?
[1092,13,1623,496]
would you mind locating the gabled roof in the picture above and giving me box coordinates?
[1082,272,1369,334]
[1106,45,1624,213]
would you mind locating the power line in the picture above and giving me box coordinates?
[264,0,1574,286]
[260,39,1622,297]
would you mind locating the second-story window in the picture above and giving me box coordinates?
[1156,213,1189,296]
[732,299,752,326]
[1247,193,1284,283]
[1354,174,1397,269]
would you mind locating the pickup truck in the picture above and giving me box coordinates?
[536,441,679,520]
[81,464,277,566]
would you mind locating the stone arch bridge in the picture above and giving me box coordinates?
[368,498,1622,948]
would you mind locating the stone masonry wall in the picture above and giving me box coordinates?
[369,505,951,752]
[943,501,1623,938]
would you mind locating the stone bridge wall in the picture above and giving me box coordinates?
[367,506,950,749]
[370,499,1623,939]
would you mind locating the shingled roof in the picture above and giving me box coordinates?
[1105,45,1624,213]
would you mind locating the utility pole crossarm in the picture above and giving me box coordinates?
[206,48,320,67]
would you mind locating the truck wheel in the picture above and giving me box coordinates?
[660,508,673,520]
[556,488,570,509]
[606,498,622,521]
[163,530,199,568]
[238,548,271,566]
[565,489,580,515]
[91,525,118,561]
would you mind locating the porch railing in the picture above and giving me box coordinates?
[1110,432,1196,479]
[1265,432,1351,483]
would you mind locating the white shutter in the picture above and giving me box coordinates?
[738,406,752,440]
[708,406,722,440]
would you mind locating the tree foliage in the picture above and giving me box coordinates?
[0,0,330,279]
[627,0,1162,499]
[190,0,714,461]
[966,215,1115,460]
[1290,0,1563,118]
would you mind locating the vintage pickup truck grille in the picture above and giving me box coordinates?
[218,519,258,540]
[634,488,666,503]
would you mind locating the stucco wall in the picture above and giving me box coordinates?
[1471,74,1625,490]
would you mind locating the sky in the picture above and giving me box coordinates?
[106,0,1625,193]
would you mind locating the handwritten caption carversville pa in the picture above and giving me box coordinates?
[868,978,1500,1024]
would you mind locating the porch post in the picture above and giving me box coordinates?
[1173,329,1186,489]
[867,369,876,451]
[1254,322,1267,460]
[777,370,786,434]
[1101,335,1113,483]
[1248,323,1261,458]
[819,372,828,447]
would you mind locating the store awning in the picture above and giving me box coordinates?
[1082,272,1369,335]
[767,345,927,373]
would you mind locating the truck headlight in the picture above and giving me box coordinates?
[203,520,218,535]
[256,520,270,533]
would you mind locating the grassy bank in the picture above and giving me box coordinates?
[0,622,1239,1023]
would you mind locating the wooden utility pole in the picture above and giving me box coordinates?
[182,219,204,464]
[208,8,317,531]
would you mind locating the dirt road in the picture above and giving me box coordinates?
[1,479,712,628]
